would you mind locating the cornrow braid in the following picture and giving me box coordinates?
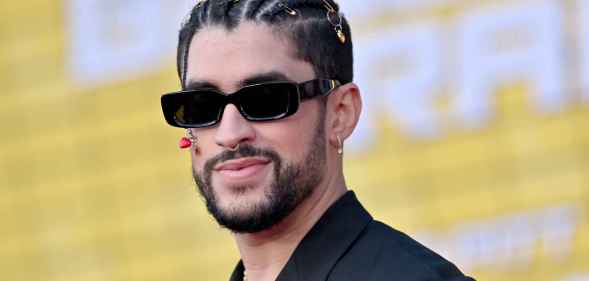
[258,0,339,21]
[240,0,267,20]
[254,0,283,21]
[176,0,353,90]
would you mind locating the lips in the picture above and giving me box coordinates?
[214,157,272,181]
[215,157,271,171]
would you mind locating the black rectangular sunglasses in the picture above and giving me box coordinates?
[161,79,340,128]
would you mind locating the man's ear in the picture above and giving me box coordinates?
[326,82,362,147]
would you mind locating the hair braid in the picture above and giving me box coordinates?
[240,0,266,20]
[176,0,353,88]
[254,0,283,21]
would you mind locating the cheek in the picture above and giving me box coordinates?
[263,129,305,159]
[256,104,321,161]
[189,129,219,170]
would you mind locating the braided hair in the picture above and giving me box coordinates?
[176,0,353,89]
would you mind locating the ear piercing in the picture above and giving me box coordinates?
[337,135,344,155]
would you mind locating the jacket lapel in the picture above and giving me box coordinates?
[276,191,373,281]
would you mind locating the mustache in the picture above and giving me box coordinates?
[203,144,281,174]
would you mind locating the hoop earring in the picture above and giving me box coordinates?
[337,135,344,155]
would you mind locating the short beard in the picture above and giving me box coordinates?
[192,115,326,233]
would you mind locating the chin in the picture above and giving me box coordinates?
[216,184,270,213]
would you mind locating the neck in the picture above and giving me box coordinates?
[234,172,347,281]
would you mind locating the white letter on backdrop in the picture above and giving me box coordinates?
[455,0,565,129]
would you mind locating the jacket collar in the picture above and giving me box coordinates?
[229,191,373,281]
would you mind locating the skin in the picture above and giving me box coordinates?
[185,22,362,281]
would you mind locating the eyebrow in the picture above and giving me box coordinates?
[184,71,293,93]
[184,80,220,91]
[240,71,292,87]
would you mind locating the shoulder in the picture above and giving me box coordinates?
[329,220,475,281]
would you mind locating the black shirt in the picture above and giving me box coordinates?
[229,191,475,281]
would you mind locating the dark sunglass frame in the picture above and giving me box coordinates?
[161,79,340,128]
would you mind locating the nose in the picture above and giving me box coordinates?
[214,104,255,150]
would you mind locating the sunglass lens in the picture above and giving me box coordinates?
[165,92,224,127]
[239,83,296,120]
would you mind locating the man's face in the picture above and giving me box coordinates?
[185,22,327,233]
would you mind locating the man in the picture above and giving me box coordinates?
[161,0,475,280]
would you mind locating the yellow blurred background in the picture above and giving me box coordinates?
[1,0,587,280]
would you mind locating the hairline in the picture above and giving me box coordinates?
[182,20,321,85]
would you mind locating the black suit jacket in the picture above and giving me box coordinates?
[230,192,475,281]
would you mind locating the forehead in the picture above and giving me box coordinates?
[185,22,314,92]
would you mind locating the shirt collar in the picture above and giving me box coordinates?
[229,191,373,281]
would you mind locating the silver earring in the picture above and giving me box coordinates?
[337,136,343,155]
